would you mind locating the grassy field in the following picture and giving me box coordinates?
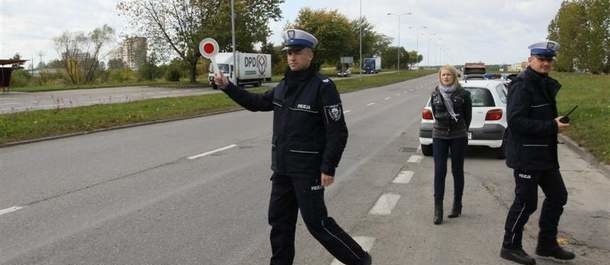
[552,72,610,164]
[11,80,211,93]
[0,70,433,146]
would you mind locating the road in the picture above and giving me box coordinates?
[1,75,608,264]
[0,71,398,114]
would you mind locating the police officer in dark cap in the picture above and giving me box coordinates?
[214,29,372,265]
[499,40,575,265]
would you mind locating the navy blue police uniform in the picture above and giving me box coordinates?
[221,29,371,265]
[500,40,575,264]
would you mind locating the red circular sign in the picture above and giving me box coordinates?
[203,43,215,54]
[199,38,219,59]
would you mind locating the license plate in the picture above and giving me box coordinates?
[468,132,472,140]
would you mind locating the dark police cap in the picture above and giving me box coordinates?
[528,40,560,58]
[282,29,318,51]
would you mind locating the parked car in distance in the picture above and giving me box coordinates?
[463,74,486,80]
[419,80,508,158]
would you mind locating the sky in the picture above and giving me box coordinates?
[0,0,564,67]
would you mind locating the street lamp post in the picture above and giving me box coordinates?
[230,0,236,83]
[359,0,362,76]
[387,12,412,72]
[427,33,436,67]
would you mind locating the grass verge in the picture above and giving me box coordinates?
[553,72,610,164]
[0,71,433,146]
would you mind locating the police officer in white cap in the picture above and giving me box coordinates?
[214,29,372,265]
[500,40,575,265]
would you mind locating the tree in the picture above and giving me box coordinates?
[350,17,392,59]
[117,0,283,83]
[547,1,587,72]
[381,47,412,70]
[107,58,126,70]
[53,25,115,84]
[582,0,609,74]
[548,0,609,73]
[289,8,356,66]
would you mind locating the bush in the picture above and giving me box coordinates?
[9,69,32,87]
[165,68,181,82]
[108,69,136,83]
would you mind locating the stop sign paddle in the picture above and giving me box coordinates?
[199,38,219,73]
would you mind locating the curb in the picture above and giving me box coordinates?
[0,107,244,148]
[558,134,610,179]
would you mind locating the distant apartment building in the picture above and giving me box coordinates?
[508,61,528,72]
[121,37,147,70]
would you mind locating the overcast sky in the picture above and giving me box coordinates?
[1,0,563,67]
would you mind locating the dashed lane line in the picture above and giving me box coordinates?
[392,170,414,184]
[407,155,423,163]
[369,193,401,215]
[366,102,376,106]
[0,206,23,216]
[187,144,237,160]
[330,236,376,265]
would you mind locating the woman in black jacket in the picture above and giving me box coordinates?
[430,65,472,225]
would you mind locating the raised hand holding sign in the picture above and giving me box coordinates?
[199,38,219,73]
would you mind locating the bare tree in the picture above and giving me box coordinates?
[53,25,115,84]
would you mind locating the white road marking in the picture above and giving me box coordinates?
[384,97,391,100]
[0,206,23,216]
[369,193,401,215]
[393,170,414,184]
[343,110,351,114]
[188,144,237,160]
[330,236,376,265]
[366,102,375,106]
[407,155,423,163]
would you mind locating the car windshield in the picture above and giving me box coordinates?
[211,64,230,73]
[464,87,496,107]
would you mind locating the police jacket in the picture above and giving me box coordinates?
[430,86,472,139]
[504,67,561,170]
[222,67,348,177]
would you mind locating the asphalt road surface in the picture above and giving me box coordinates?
[1,75,608,264]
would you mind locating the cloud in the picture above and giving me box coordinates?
[2,0,563,65]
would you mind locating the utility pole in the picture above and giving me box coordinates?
[387,12,412,72]
[359,0,362,76]
[231,0,236,84]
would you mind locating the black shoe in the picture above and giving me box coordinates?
[433,200,443,225]
[448,205,461,218]
[360,252,372,265]
[536,245,575,260]
[500,247,536,265]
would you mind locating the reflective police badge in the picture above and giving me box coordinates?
[325,104,342,122]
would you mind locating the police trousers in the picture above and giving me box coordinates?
[502,169,568,249]
[268,174,367,265]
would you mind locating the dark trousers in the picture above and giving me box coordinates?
[432,137,467,202]
[502,169,568,249]
[268,174,367,265]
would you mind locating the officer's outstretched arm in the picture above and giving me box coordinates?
[221,82,274,112]
[320,79,348,177]
[506,81,558,136]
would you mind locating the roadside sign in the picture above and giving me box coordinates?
[199,38,219,73]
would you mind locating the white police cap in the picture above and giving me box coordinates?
[528,40,560,58]
[282,29,318,51]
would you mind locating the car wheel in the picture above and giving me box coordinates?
[421,144,433,156]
